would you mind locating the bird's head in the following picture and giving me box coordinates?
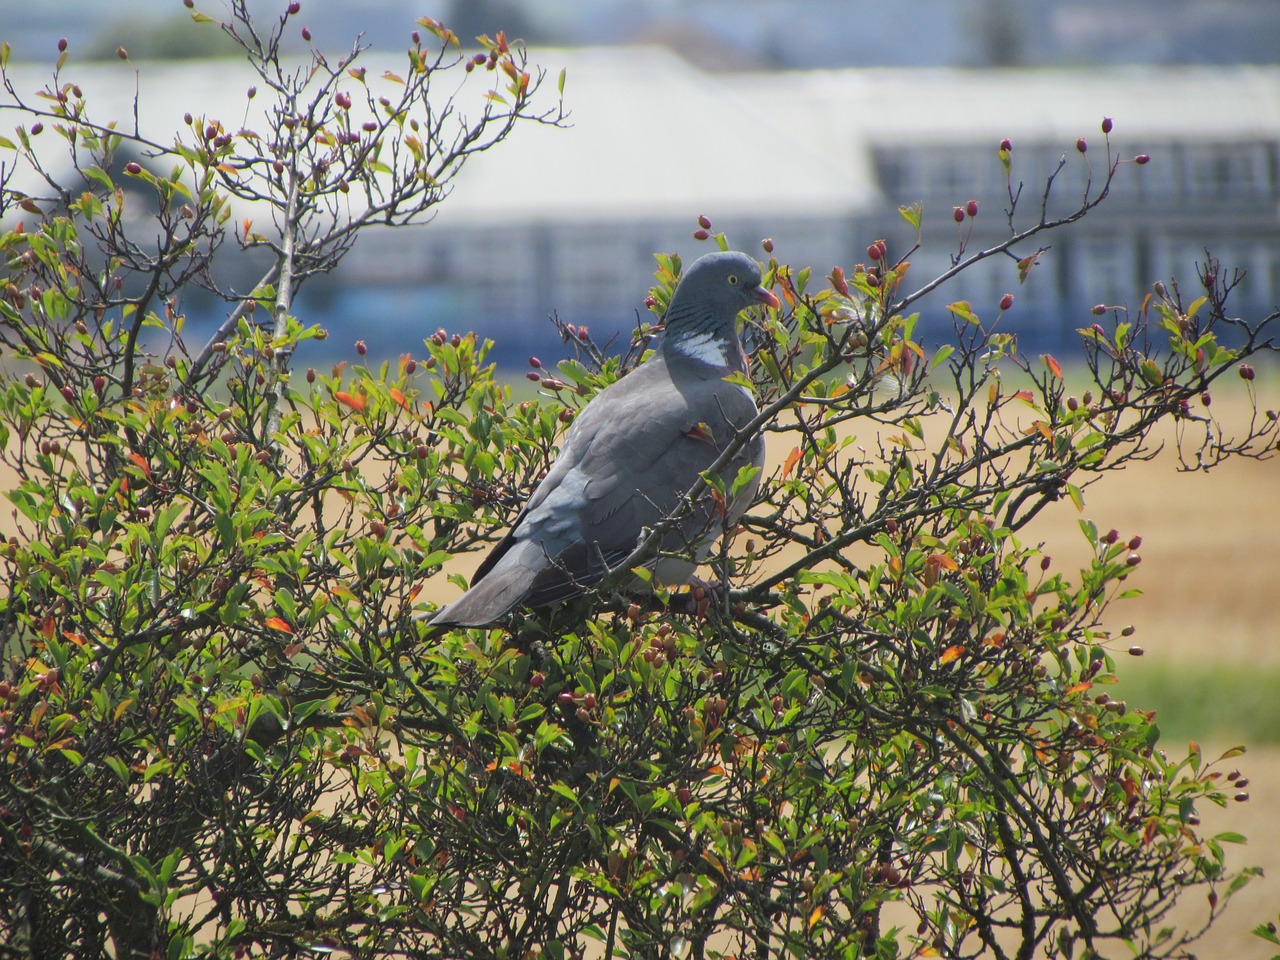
[661,251,779,366]
[670,250,779,318]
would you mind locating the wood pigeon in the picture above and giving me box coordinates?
[429,250,778,627]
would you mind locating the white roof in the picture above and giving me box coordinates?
[736,65,1280,146]
[0,47,879,227]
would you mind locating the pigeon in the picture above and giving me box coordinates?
[429,250,778,627]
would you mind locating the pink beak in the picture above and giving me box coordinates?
[750,284,780,310]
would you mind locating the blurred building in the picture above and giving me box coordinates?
[2,48,1278,363]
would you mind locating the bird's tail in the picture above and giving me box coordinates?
[427,539,548,627]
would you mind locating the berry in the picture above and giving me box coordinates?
[1101,117,1113,134]
[1135,154,1150,165]
[762,237,774,253]
[287,1,300,13]
[1000,138,1012,152]
[1091,304,1106,316]
[525,371,540,381]
[1239,363,1255,381]
[692,229,709,241]
[58,38,67,52]
[966,199,979,217]
[697,214,711,229]
[125,161,142,175]
[1076,138,1088,153]
[999,293,1014,311]
[953,207,965,223]
[301,26,311,41]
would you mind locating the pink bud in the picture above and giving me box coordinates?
[301,26,311,41]
[57,38,68,52]
[355,340,366,356]
[1076,138,1088,154]
[1135,154,1150,165]
[1091,304,1106,316]
[965,199,979,218]
[1101,117,1113,134]
[526,371,540,381]
[692,229,709,241]
[999,138,1012,152]
[999,293,1014,311]
[287,1,300,13]
[953,207,965,223]
[697,214,712,229]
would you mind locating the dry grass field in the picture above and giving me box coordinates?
[2,371,1276,955]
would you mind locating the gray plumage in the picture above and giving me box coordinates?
[429,251,776,627]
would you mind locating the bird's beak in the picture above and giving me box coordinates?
[749,284,780,310]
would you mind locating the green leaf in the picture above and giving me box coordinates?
[898,202,923,232]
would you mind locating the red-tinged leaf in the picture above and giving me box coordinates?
[939,645,965,664]
[215,163,238,174]
[1066,681,1093,696]
[284,641,305,657]
[808,904,825,930]
[1012,390,1036,404]
[1142,817,1159,846]
[984,632,1006,648]
[1121,776,1139,803]
[782,446,801,479]
[389,387,408,408]
[127,452,153,482]
[336,391,366,412]
[1033,421,1053,440]
[408,584,423,603]
[988,382,999,406]
[41,615,56,639]
[19,198,43,215]
[928,553,959,571]
[1017,251,1044,283]
[265,616,294,634]
[1042,353,1063,379]
[710,488,728,520]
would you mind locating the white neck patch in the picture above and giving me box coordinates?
[670,332,731,367]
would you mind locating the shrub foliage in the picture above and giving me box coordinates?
[0,7,1276,960]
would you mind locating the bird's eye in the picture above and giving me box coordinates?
[727,274,739,285]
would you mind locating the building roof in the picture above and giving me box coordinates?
[736,65,1280,147]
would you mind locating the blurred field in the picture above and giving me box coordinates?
[2,374,1276,955]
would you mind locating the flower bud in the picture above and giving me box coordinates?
[692,229,709,241]
[1239,363,1255,381]
[1135,154,1150,165]
[953,207,965,223]
[999,293,1014,311]
[762,237,774,253]
[1101,117,1113,134]
[1091,304,1106,316]
[966,199,979,217]
[1000,138,1012,152]
[697,214,711,229]
[287,1,300,13]
[1076,138,1088,153]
